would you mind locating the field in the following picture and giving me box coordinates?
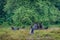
[0,27,60,40]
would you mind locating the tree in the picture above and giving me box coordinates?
[3,0,60,27]
[0,0,6,25]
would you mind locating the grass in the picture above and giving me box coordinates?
[0,27,60,40]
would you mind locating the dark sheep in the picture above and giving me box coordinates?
[17,27,20,30]
[39,22,44,29]
[11,27,20,30]
[11,27,15,30]
[45,26,48,29]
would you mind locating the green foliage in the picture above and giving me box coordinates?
[0,0,60,27]
[0,0,6,25]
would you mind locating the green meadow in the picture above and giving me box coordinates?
[0,27,60,40]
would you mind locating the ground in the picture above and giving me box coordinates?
[0,27,60,40]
